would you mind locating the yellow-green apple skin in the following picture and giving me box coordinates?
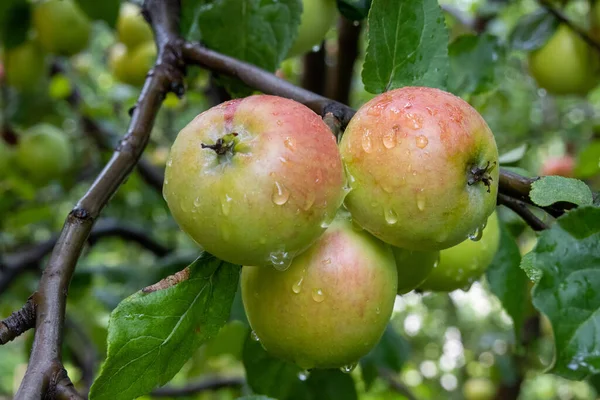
[163,95,345,268]
[241,212,397,369]
[393,247,439,294]
[340,87,499,251]
[287,0,338,58]
[463,378,496,400]
[419,212,500,292]
[117,3,153,49]
[109,42,156,86]
[16,124,73,181]
[5,41,46,92]
[33,0,91,56]
[528,25,599,96]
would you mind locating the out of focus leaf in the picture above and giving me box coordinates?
[510,9,558,51]
[360,324,410,389]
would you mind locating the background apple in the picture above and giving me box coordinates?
[241,212,397,370]
[33,0,91,56]
[393,247,439,294]
[5,41,46,92]
[340,87,499,251]
[117,3,154,50]
[540,155,575,177]
[528,25,599,96]
[16,124,73,182]
[287,0,338,58]
[163,95,345,268]
[418,211,500,292]
[109,42,156,87]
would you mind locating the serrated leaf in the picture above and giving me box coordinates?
[574,141,600,179]
[362,0,449,93]
[530,207,600,379]
[510,8,558,51]
[359,324,410,390]
[336,0,372,21]
[498,144,528,165]
[530,176,593,207]
[0,0,30,50]
[89,254,240,400]
[75,0,120,27]
[448,34,504,96]
[486,223,529,339]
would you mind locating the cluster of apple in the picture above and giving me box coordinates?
[109,4,157,87]
[163,86,501,371]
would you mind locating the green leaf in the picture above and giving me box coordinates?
[0,0,31,50]
[359,324,410,390]
[510,8,558,51]
[75,0,120,27]
[498,144,528,165]
[530,176,593,207]
[336,0,372,21]
[519,251,541,282]
[448,34,504,96]
[530,207,600,379]
[180,0,208,42]
[486,223,529,340]
[89,254,240,400]
[574,141,600,179]
[362,0,449,94]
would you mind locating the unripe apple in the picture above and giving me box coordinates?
[241,212,397,369]
[287,0,338,58]
[108,42,156,86]
[340,87,499,251]
[5,41,46,92]
[463,378,496,400]
[33,0,91,56]
[540,155,574,177]
[418,212,500,292]
[528,25,599,96]
[116,3,153,50]
[393,247,439,294]
[16,124,73,181]
[163,95,345,268]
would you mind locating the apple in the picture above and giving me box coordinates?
[418,211,500,292]
[287,0,338,58]
[33,0,91,56]
[16,124,73,182]
[540,155,574,177]
[393,247,439,294]
[241,211,397,369]
[163,95,345,268]
[528,25,599,96]
[5,41,46,92]
[116,3,154,50]
[340,87,499,251]
[108,42,156,87]
[463,378,496,400]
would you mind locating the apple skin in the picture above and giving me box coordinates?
[163,95,345,268]
[528,25,599,96]
[109,42,156,87]
[33,0,91,56]
[418,211,500,292]
[340,87,499,251]
[540,155,574,177]
[463,378,496,400]
[241,212,397,369]
[16,124,73,182]
[393,247,439,294]
[5,41,46,92]
[287,0,338,58]
[117,3,154,49]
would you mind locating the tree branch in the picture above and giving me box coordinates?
[151,376,245,397]
[14,0,184,397]
[0,297,36,345]
[326,17,362,104]
[497,194,549,231]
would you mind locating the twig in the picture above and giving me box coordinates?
[326,17,362,104]
[538,0,600,53]
[497,194,549,231]
[14,0,185,397]
[151,376,245,397]
[301,41,327,95]
[0,297,36,345]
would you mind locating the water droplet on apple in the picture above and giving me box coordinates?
[276,120,283,126]
[361,130,373,153]
[416,192,426,211]
[166,158,173,167]
[384,208,398,225]
[193,197,201,207]
[340,363,357,373]
[292,276,304,294]
[272,181,290,205]
[416,135,428,149]
[221,193,232,215]
[425,106,436,116]
[375,306,381,314]
[269,250,293,271]
[406,113,422,129]
[468,227,483,241]
[298,370,310,381]
[251,331,260,342]
[315,169,323,184]
[303,192,315,211]
[322,258,331,265]
[311,288,325,302]
[382,130,397,149]
[284,136,296,151]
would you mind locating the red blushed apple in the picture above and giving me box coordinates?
[163,95,345,268]
[540,155,575,177]
[340,87,499,251]
[241,212,397,369]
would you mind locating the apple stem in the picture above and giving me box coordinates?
[201,132,239,156]
[468,161,496,193]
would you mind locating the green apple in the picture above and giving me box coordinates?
[16,124,73,181]
[287,0,338,58]
[241,212,397,369]
[419,211,500,292]
[463,378,496,400]
[33,0,91,56]
[108,42,156,86]
[5,41,46,92]
[393,247,439,294]
[528,25,599,96]
[163,95,345,268]
[340,87,499,251]
[117,3,154,49]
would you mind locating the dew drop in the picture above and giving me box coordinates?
[312,288,325,302]
[406,112,422,129]
[416,191,426,211]
[425,106,436,116]
[193,197,201,207]
[468,227,483,241]
[384,208,398,225]
[292,276,304,294]
[416,135,428,149]
[221,193,232,215]
[269,250,293,271]
[361,130,373,153]
[315,169,323,184]
[272,181,290,205]
[284,136,296,151]
[322,258,332,265]
[340,363,357,374]
[375,306,381,315]
[251,331,260,342]
[279,156,288,164]
[382,130,397,149]
[298,370,311,381]
[303,192,316,211]
[276,120,283,126]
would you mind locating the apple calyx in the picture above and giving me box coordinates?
[467,161,496,193]
[201,132,239,156]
